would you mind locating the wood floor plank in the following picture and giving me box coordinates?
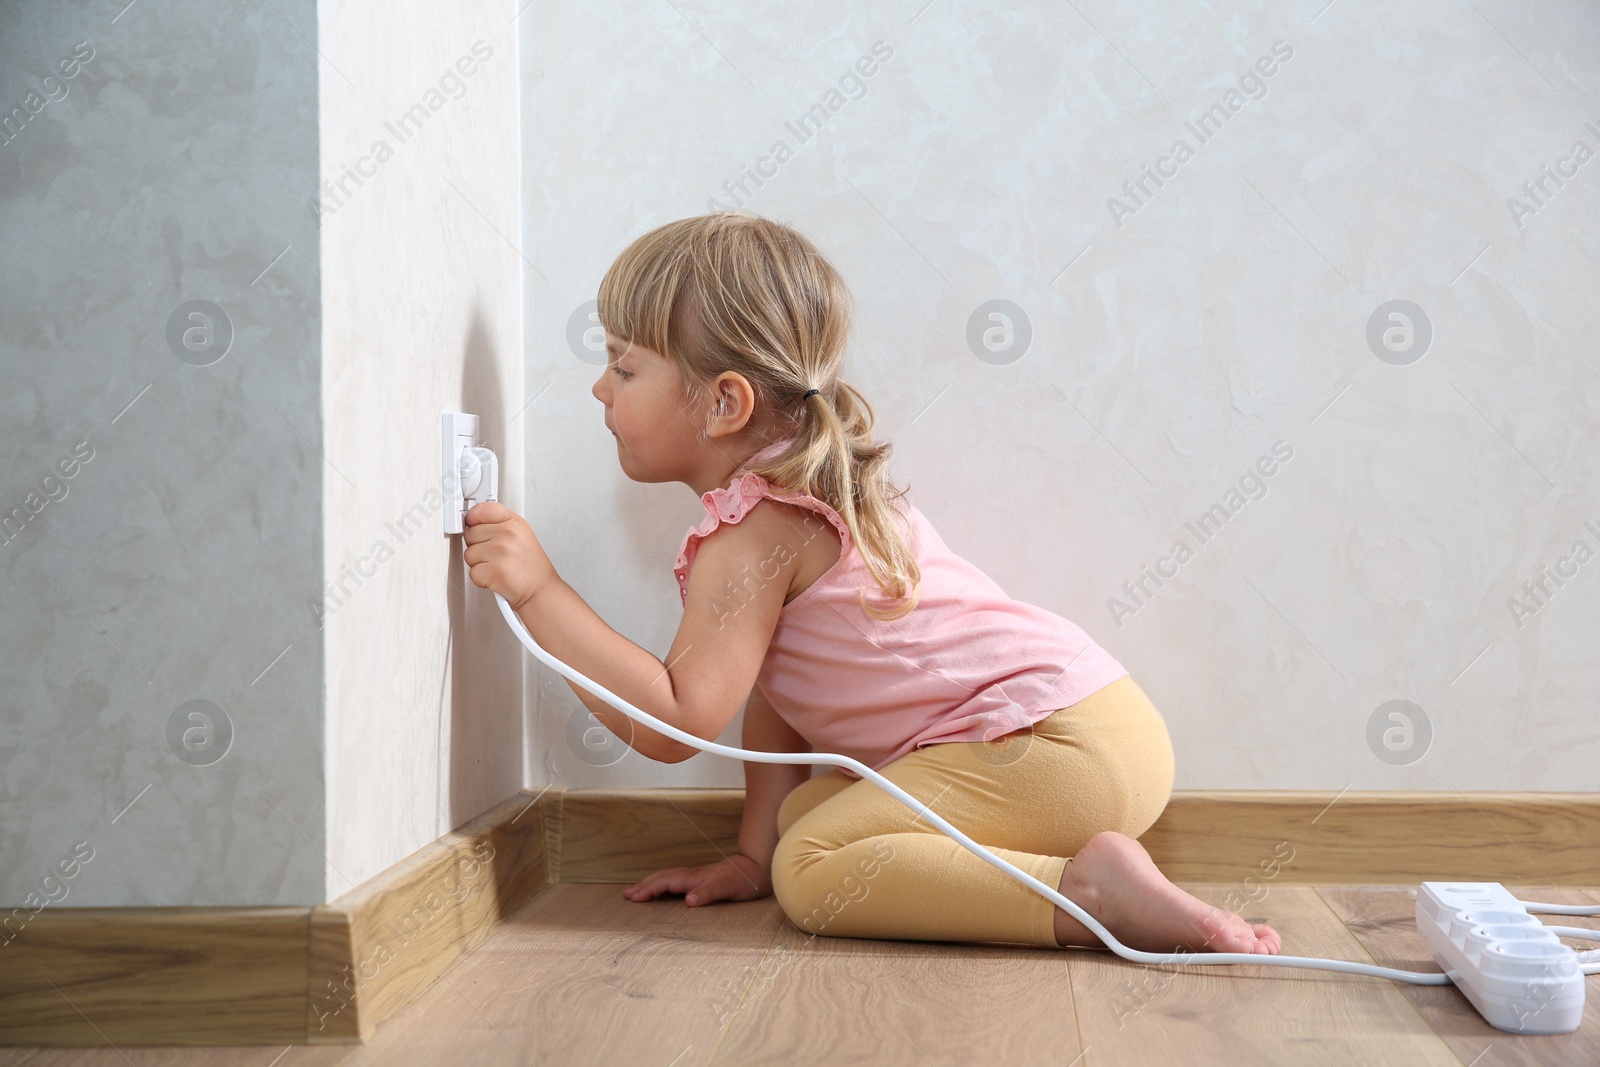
[337,882,789,1066]
[1318,884,1600,1066]
[3,884,1592,1065]
[707,924,1083,1065]
[1070,886,1460,1066]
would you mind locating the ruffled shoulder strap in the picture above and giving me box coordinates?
[673,461,852,605]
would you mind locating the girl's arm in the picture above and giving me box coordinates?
[463,498,810,764]
[622,683,812,907]
[737,683,814,869]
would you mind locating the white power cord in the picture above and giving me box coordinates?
[490,592,1460,985]
[1517,900,1600,917]
[1514,904,1600,975]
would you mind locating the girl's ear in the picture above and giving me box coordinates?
[707,372,756,438]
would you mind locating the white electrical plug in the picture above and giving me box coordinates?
[461,446,498,509]
[441,412,499,533]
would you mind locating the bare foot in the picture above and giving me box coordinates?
[1052,831,1283,955]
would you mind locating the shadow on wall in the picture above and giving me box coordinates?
[444,302,520,830]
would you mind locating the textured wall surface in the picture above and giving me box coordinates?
[522,1,1599,793]
[0,1,325,906]
[318,1,525,897]
[0,0,525,910]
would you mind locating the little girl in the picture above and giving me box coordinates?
[464,213,1282,956]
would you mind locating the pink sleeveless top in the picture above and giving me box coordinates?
[672,442,1129,779]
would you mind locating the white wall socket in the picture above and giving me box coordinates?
[441,412,479,534]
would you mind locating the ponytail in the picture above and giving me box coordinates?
[766,380,919,619]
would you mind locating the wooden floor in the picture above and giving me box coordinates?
[3,884,1597,1066]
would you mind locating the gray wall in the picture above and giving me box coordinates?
[522,1,1599,794]
[0,0,526,910]
[1,1,325,906]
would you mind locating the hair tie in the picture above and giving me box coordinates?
[802,388,821,400]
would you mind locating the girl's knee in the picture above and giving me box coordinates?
[768,833,814,929]
[770,868,847,939]
[1115,691,1175,837]
[770,835,898,937]
[1121,752,1174,838]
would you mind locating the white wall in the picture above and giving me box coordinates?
[521,0,1599,793]
[319,0,525,896]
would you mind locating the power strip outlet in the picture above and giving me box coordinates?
[1416,881,1585,1034]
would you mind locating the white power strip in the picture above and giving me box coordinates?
[1416,882,1586,1034]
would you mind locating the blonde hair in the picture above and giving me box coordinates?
[597,212,921,620]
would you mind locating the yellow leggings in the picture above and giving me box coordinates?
[771,675,1175,949]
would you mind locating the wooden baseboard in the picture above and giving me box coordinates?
[307,786,558,1043]
[0,787,559,1047]
[5,786,1595,1046]
[1141,791,1599,886]
[552,788,1600,887]
[0,907,314,1046]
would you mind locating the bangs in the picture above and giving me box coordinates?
[595,222,699,367]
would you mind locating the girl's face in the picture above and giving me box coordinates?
[591,332,707,484]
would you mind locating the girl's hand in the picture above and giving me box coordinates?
[622,853,773,907]
[462,501,557,611]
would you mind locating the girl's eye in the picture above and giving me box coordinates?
[610,365,632,381]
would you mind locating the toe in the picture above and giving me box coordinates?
[1194,910,1254,953]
